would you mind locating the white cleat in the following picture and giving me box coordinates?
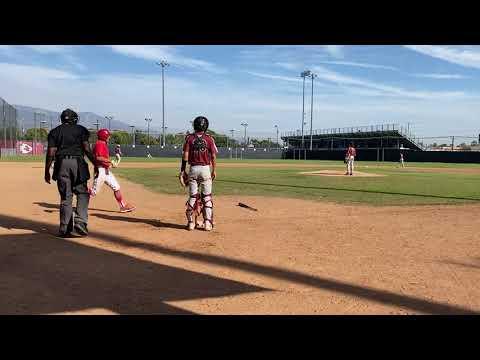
[204,222,213,231]
[187,222,195,231]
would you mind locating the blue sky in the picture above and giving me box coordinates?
[1,45,480,139]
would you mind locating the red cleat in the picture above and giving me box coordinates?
[120,203,136,213]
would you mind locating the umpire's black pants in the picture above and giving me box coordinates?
[56,158,90,233]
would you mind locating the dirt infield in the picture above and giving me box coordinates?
[299,170,385,177]
[1,162,479,314]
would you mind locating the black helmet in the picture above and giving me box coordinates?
[60,108,79,124]
[193,116,209,132]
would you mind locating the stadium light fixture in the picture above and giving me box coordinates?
[309,72,317,151]
[300,70,311,149]
[145,118,152,146]
[105,115,114,132]
[241,123,248,146]
[156,60,170,147]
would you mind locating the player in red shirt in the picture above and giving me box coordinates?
[89,129,136,213]
[179,116,218,231]
[345,142,356,176]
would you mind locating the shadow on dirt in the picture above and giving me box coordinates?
[0,214,267,314]
[34,202,119,214]
[440,259,480,271]
[91,213,186,230]
[2,212,478,315]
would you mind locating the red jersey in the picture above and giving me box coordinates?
[346,147,356,157]
[93,140,111,168]
[183,132,218,166]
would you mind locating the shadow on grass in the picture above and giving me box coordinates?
[2,212,477,314]
[215,179,480,202]
[91,213,186,230]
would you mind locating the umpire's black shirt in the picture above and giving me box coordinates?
[47,123,90,157]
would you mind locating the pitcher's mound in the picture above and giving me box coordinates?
[299,170,385,177]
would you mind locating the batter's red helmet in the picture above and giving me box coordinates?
[97,128,111,141]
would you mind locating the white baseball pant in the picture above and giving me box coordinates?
[90,167,121,196]
[186,165,213,225]
[346,156,355,175]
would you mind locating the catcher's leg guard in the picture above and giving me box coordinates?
[201,193,213,229]
[186,194,200,229]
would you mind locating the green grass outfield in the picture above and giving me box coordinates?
[111,158,480,206]
[3,156,479,205]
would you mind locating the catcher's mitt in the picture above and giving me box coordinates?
[179,171,188,187]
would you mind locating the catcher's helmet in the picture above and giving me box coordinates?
[60,108,79,124]
[193,116,209,132]
[97,128,111,141]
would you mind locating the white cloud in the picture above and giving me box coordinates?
[310,65,467,100]
[0,62,79,81]
[246,71,302,83]
[317,60,398,71]
[322,45,345,58]
[412,73,469,79]
[2,60,480,138]
[109,45,224,74]
[404,45,480,69]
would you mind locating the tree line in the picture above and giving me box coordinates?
[18,128,281,148]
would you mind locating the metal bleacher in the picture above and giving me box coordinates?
[281,123,425,151]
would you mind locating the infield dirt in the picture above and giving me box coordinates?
[1,162,479,314]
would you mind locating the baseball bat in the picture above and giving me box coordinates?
[238,202,258,211]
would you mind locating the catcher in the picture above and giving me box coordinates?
[179,116,218,231]
[88,128,136,213]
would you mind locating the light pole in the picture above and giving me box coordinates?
[274,125,279,149]
[2,100,5,149]
[156,60,169,147]
[300,70,311,149]
[129,125,135,147]
[93,120,100,131]
[40,120,47,134]
[145,118,152,146]
[105,115,113,132]
[309,72,317,151]
[241,122,248,147]
[230,129,235,159]
[33,111,41,155]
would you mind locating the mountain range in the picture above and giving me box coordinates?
[14,105,134,131]
[12,104,280,140]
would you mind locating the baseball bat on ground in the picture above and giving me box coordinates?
[238,202,258,211]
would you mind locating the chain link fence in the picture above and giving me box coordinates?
[1,97,18,157]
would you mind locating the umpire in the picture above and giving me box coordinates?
[44,108,95,237]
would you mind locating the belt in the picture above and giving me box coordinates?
[57,155,83,159]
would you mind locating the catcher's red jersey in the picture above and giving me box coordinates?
[183,132,218,166]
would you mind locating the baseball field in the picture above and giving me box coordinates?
[1,157,479,314]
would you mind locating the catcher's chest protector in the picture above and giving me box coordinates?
[192,135,207,153]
